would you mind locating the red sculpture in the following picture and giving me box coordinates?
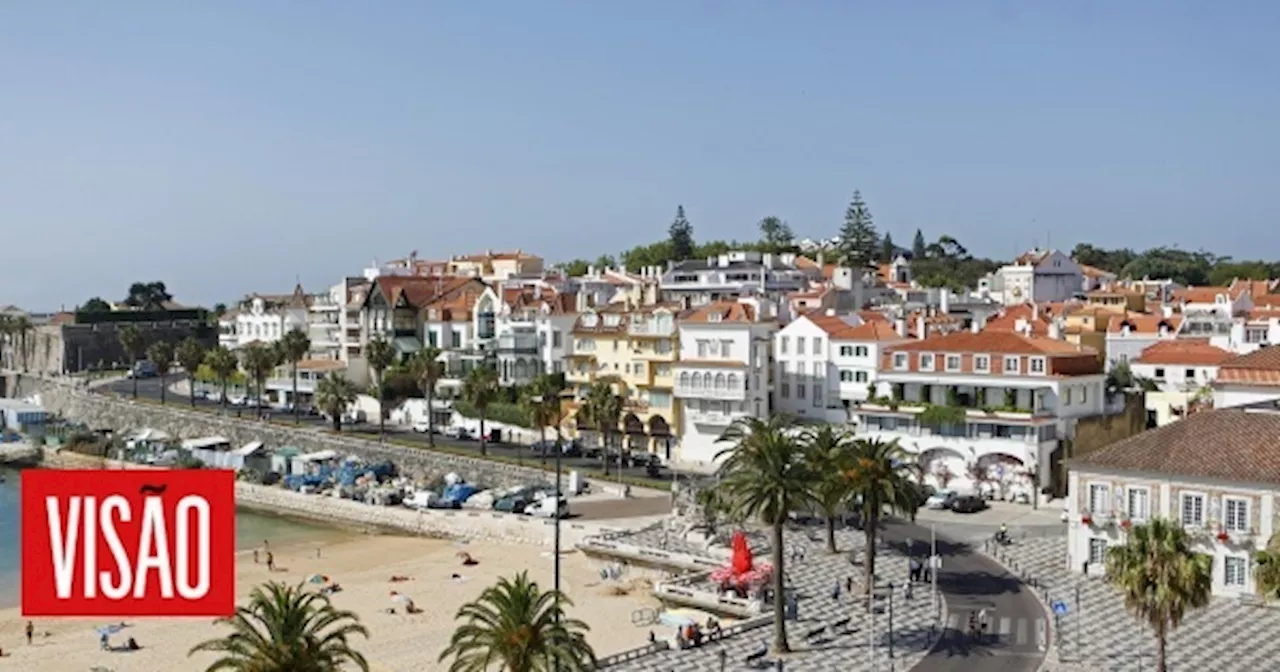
[710,530,773,595]
[731,531,753,575]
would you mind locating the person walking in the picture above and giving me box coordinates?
[25,620,34,645]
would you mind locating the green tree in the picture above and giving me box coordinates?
[844,438,919,597]
[668,205,695,261]
[758,216,795,253]
[365,337,397,440]
[146,341,174,405]
[620,240,675,271]
[879,232,896,264]
[175,337,207,408]
[1071,243,1137,274]
[714,415,816,654]
[1120,247,1215,286]
[579,377,623,474]
[1105,360,1159,395]
[838,190,879,270]
[407,346,445,446]
[439,571,596,672]
[316,373,359,432]
[124,281,173,310]
[559,259,591,276]
[462,365,500,456]
[79,297,112,312]
[189,581,369,672]
[1254,534,1280,600]
[522,373,566,465]
[1105,519,1212,672]
[239,342,279,410]
[594,254,616,270]
[279,329,312,424]
[205,346,239,412]
[117,324,146,398]
[801,425,855,554]
[911,228,927,259]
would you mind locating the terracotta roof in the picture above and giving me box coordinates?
[1220,346,1280,371]
[1246,307,1280,323]
[986,304,1053,336]
[795,256,838,280]
[839,321,905,341]
[295,359,347,372]
[1174,286,1232,304]
[885,330,1091,356]
[1229,278,1273,299]
[1133,339,1234,366]
[679,301,757,324]
[1013,249,1052,265]
[1254,294,1280,308]
[1078,263,1115,278]
[49,311,75,325]
[1106,313,1182,334]
[572,302,681,334]
[1070,407,1280,485]
[421,278,489,321]
[453,250,539,263]
[803,311,866,339]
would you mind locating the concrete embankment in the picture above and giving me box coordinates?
[0,442,40,467]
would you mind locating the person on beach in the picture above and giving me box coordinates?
[266,551,275,572]
[26,620,33,645]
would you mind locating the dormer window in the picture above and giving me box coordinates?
[582,313,599,328]
[708,312,722,323]
[893,353,909,370]
[603,314,620,327]
[974,355,990,372]
[1004,356,1020,374]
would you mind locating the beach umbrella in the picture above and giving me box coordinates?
[307,574,328,585]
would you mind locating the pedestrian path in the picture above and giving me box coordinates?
[940,610,1046,649]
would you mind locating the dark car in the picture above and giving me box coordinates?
[950,495,988,514]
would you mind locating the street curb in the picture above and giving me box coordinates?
[981,542,1055,672]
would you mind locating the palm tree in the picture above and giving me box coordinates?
[407,346,444,446]
[844,437,918,597]
[713,415,816,654]
[11,315,32,372]
[462,365,500,456]
[315,373,359,432]
[175,337,207,408]
[801,425,855,554]
[205,346,239,412]
[0,314,11,369]
[523,373,566,464]
[439,571,596,672]
[239,342,278,410]
[1105,519,1212,672]
[189,581,369,672]
[279,329,312,424]
[364,337,396,440]
[147,341,175,405]
[580,377,623,474]
[118,324,145,398]
[1255,534,1280,600]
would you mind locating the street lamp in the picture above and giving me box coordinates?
[532,394,563,672]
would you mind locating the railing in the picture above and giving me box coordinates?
[674,385,747,401]
[652,581,763,618]
[683,409,743,426]
[577,538,730,572]
[628,323,675,337]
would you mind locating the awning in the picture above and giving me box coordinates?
[393,337,422,355]
[233,441,265,456]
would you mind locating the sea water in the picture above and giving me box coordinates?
[0,467,339,608]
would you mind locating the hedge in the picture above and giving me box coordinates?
[452,399,532,428]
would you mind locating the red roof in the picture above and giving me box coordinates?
[885,330,1091,356]
[1133,339,1234,366]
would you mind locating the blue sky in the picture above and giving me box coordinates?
[1,1,1277,310]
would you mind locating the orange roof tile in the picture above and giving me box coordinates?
[885,330,1091,356]
[1134,339,1234,366]
[1229,278,1274,299]
[1174,286,1232,304]
[1106,313,1182,334]
[986,304,1053,336]
[1220,346,1280,371]
[1078,263,1115,278]
[679,301,758,324]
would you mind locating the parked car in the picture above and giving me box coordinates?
[925,490,957,510]
[126,360,157,379]
[524,496,569,519]
[494,494,533,514]
[442,426,473,440]
[950,495,988,514]
[412,421,432,434]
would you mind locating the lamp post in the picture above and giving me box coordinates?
[533,393,563,672]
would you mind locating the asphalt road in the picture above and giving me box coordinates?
[880,519,1048,672]
[101,376,688,487]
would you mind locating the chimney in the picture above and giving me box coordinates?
[1049,318,1063,340]
[894,317,907,338]
[1032,303,1040,321]
[940,288,951,314]
[916,315,927,340]
[971,319,981,334]
[816,250,825,269]
[825,308,836,317]
[587,265,596,277]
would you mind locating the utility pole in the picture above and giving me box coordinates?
[930,524,939,621]
[1075,581,1082,658]
[887,582,895,667]
[868,591,877,671]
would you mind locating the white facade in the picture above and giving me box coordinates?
[674,314,776,466]
[987,250,1085,307]
[1066,468,1273,598]
[488,285,578,387]
[660,251,811,307]
[772,317,846,423]
[218,285,345,361]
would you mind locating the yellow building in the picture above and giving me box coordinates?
[1084,289,1145,314]
[566,302,681,455]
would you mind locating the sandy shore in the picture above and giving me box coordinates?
[0,534,662,671]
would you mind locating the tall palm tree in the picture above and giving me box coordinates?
[407,346,445,446]
[239,342,278,410]
[439,571,596,672]
[462,365,500,456]
[279,329,312,424]
[522,373,566,465]
[713,415,816,654]
[580,377,623,474]
[365,337,396,440]
[205,346,239,412]
[844,437,919,597]
[175,337,207,407]
[801,425,855,554]
[1105,519,1212,672]
[12,315,33,372]
[118,324,145,398]
[0,314,11,369]
[189,581,369,672]
[315,373,359,432]
[147,341,175,405]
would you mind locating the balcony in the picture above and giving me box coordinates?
[629,322,675,338]
[496,332,539,355]
[685,407,746,427]
[675,382,746,401]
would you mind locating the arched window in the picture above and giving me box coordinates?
[726,374,739,390]
[679,372,690,388]
[714,373,726,390]
[692,373,703,389]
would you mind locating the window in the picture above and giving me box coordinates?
[1225,497,1250,533]
[450,331,462,348]
[813,338,823,356]
[1029,357,1046,374]
[1004,356,1020,374]
[1081,385,1089,404]
[974,355,990,372]
[552,331,562,348]
[1181,492,1205,527]
[1088,538,1108,566]
[797,383,806,399]
[920,354,935,371]
[720,340,733,358]
[679,372,690,388]
[649,392,671,408]
[697,340,709,358]
[1225,556,1248,587]
[1088,483,1111,514]
[657,339,673,354]
[840,345,854,357]
[1154,367,1165,380]
[893,353,909,370]
[781,382,790,398]
[780,336,789,354]
[945,355,962,372]
[1064,388,1073,405]
[813,385,822,407]
[797,337,806,355]
[1127,487,1150,521]
[840,370,854,382]
[1185,368,1196,381]
[855,371,868,382]
[797,361,807,376]
[855,345,868,357]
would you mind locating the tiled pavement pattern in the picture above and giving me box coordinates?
[605,526,940,671]
[989,536,1280,671]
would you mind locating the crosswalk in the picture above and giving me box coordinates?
[943,611,1047,649]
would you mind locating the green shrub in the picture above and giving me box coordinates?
[453,399,531,428]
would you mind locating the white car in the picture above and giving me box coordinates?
[412,421,432,434]
[524,496,569,519]
[925,490,956,510]
[226,395,247,406]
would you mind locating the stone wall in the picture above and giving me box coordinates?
[26,378,563,489]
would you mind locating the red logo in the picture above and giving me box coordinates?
[21,469,235,617]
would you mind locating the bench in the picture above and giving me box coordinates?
[804,624,826,641]
[832,616,852,633]
[745,646,768,665]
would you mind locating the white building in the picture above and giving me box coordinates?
[486,284,578,386]
[1213,346,1280,409]
[853,330,1109,500]
[660,251,811,307]
[1066,404,1280,597]
[1130,339,1233,426]
[218,284,344,360]
[772,309,911,423]
[982,249,1085,307]
[1105,313,1182,371]
[673,300,777,466]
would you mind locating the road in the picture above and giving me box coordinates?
[880,518,1048,672]
[100,376,691,487]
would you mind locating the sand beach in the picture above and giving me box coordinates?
[0,533,661,671]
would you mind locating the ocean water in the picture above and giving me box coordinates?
[0,467,340,608]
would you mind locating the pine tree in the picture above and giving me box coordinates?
[838,190,879,270]
[758,216,794,253]
[668,205,695,261]
[912,229,927,259]
[880,232,896,263]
